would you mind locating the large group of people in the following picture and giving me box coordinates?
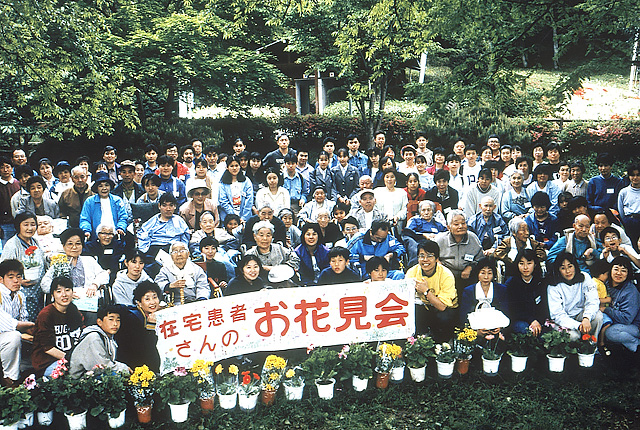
[0,133,639,387]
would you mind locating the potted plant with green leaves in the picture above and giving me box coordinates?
[214,364,239,410]
[51,374,93,430]
[542,328,572,372]
[575,333,598,367]
[480,333,506,376]
[30,359,67,426]
[302,347,341,400]
[340,343,375,391]
[87,366,128,428]
[403,335,435,382]
[434,343,456,378]
[507,331,541,373]
[237,369,261,411]
[260,355,286,406]
[453,327,477,375]
[0,386,35,430]
[374,342,402,388]
[282,366,305,400]
[157,366,200,423]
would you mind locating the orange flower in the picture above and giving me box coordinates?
[582,334,591,341]
[253,373,260,380]
[242,374,251,385]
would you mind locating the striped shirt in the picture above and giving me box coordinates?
[0,283,27,332]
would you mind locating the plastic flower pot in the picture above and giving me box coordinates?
[218,393,237,410]
[284,383,305,400]
[315,378,336,400]
[107,410,126,429]
[578,352,595,367]
[390,365,405,383]
[436,360,455,379]
[456,358,471,375]
[238,392,259,412]
[136,405,153,424]
[482,356,501,376]
[64,410,87,430]
[37,411,54,426]
[547,354,566,373]
[408,366,426,383]
[18,412,34,429]
[0,420,18,430]
[510,354,528,373]
[352,375,369,391]
[261,388,277,406]
[375,371,390,389]
[169,402,190,423]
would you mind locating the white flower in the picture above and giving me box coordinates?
[442,343,451,349]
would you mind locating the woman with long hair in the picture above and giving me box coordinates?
[218,155,254,222]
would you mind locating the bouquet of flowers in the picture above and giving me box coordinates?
[403,335,436,368]
[340,343,376,379]
[23,245,40,269]
[375,342,403,373]
[214,364,239,395]
[50,254,72,278]
[261,354,287,391]
[128,365,156,407]
[282,367,305,388]
[434,343,456,363]
[454,326,478,359]
[239,370,261,395]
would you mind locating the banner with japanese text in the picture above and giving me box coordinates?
[155,280,415,373]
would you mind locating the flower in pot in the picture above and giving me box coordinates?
[0,386,35,428]
[85,366,128,424]
[542,328,572,372]
[434,342,456,378]
[239,370,261,396]
[574,334,597,367]
[128,365,156,423]
[454,326,478,359]
[260,355,287,405]
[214,364,239,410]
[375,342,402,374]
[157,367,200,423]
[189,359,215,400]
[50,373,92,416]
[340,343,375,384]
[282,367,305,400]
[404,335,435,369]
[302,347,341,399]
[506,330,541,373]
[480,333,506,375]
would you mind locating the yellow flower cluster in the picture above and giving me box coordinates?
[190,359,213,374]
[229,364,239,375]
[264,383,276,391]
[268,372,280,382]
[457,327,478,343]
[129,365,155,388]
[378,343,402,359]
[264,354,286,370]
[51,254,69,265]
[285,369,295,379]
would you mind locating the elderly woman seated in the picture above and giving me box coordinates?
[245,220,300,283]
[494,217,547,270]
[83,223,127,284]
[154,241,210,304]
[402,200,448,267]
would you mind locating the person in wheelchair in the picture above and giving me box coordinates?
[347,220,406,280]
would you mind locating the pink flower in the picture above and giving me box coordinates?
[485,335,495,340]
[341,345,350,353]
[407,336,416,346]
[23,374,36,390]
[173,366,188,376]
[306,345,315,355]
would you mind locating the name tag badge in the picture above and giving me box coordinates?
[525,202,532,208]
[493,226,502,234]
[431,228,438,233]
[535,295,541,305]
[464,254,474,262]
[104,249,114,255]
[444,207,451,215]
[607,188,614,194]
[173,191,179,197]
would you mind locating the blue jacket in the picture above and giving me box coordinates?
[218,179,254,222]
[525,213,559,250]
[308,167,336,201]
[347,231,405,278]
[158,176,187,207]
[467,212,509,250]
[79,195,129,238]
[295,244,330,285]
[604,280,640,326]
[587,174,624,212]
[283,172,308,204]
[348,151,368,171]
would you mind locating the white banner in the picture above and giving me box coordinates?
[155,280,415,373]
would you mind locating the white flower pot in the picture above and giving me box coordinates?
[108,410,126,428]
[436,360,455,379]
[578,352,595,367]
[315,378,336,400]
[390,365,405,383]
[352,375,369,392]
[64,410,87,430]
[218,392,237,410]
[409,366,426,383]
[238,392,259,412]
[510,355,528,373]
[0,421,18,430]
[284,383,305,400]
[17,412,33,429]
[482,356,501,376]
[169,402,190,423]
[37,411,54,426]
[547,354,566,373]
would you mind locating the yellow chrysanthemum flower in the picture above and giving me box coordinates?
[285,369,295,378]
[229,364,239,375]
[215,364,223,374]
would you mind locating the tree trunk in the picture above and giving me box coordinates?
[551,16,559,70]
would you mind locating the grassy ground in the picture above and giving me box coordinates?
[37,348,639,430]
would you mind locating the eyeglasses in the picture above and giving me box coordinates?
[193,191,208,197]
[98,232,114,236]
[171,249,188,255]
[418,253,436,260]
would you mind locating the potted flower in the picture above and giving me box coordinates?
[507,331,541,373]
[340,343,375,391]
[403,335,435,382]
[128,365,156,424]
[238,370,261,411]
[434,343,456,378]
[29,359,66,426]
[87,366,128,428]
[214,364,239,410]
[302,347,341,399]
[22,245,42,281]
[282,367,305,400]
[374,343,402,388]
[260,355,287,406]
[156,366,199,423]
[0,386,35,430]
[453,327,477,375]
[480,333,505,376]
[189,360,215,413]
[51,374,93,430]
[574,334,597,367]
[541,328,572,372]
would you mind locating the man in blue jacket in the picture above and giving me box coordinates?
[79,172,129,240]
[347,220,405,280]
[587,152,624,213]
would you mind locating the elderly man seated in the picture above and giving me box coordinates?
[547,214,601,274]
[155,242,210,304]
[347,220,405,280]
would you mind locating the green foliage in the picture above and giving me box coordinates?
[340,343,376,380]
[507,331,542,357]
[89,370,128,417]
[541,329,573,357]
[403,335,436,368]
[559,120,640,158]
[302,347,342,382]
[51,376,93,415]
[30,376,61,413]
[156,369,201,405]
[0,386,35,425]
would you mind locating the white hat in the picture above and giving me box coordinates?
[268,265,295,283]
[186,179,210,198]
[467,304,510,331]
